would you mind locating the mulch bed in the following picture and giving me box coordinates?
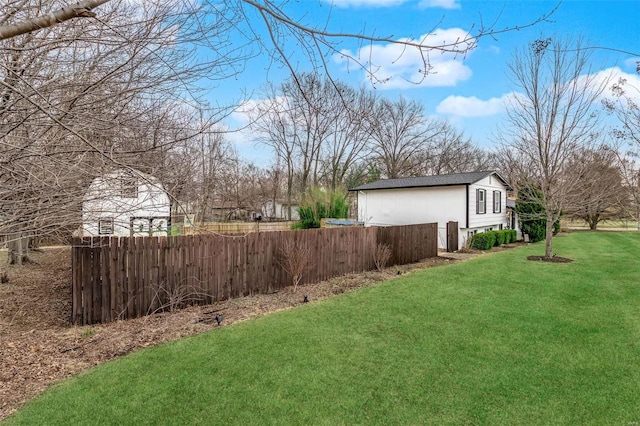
[0,246,467,421]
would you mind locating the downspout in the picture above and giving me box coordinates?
[465,184,469,229]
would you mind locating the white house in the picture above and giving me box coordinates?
[82,169,171,237]
[349,170,512,250]
[261,199,300,221]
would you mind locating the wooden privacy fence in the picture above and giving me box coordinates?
[71,223,437,325]
[182,221,297,235]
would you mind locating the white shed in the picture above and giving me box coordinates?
[82,169,171,237]
[261,199,300,221]
[350,170,512,250]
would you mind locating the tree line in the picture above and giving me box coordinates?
[248,73,493,219]
[1,1,638,264]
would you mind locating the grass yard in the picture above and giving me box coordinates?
[6,232,640,425]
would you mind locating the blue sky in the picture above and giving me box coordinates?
[213,0,640,163]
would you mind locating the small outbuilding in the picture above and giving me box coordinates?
[82,169,171,237]
[261,199,300,221]
[349,170,512,250]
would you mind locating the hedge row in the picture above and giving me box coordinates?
[470,229,517,250]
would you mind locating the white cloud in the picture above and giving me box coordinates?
[436,93,514,117]
[418,0,460,10]
[231,96,288,123]
[435,67,640,119]
[590,67,640,103]
[487,45,501,55]
[335,28,475,89]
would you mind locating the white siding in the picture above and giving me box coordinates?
[356,172,511,249]
[82,171,170,237]
[357,186,466,248]
[468,175,509,230]
[262,200,300,221]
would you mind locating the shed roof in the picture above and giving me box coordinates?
[349,170,512,192]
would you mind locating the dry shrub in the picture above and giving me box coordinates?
[277,238,313,292]
[147,281,208,316]
[373,243,392,271]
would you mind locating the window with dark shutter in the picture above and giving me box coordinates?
[476,189,486,214]
[493,190,501,213]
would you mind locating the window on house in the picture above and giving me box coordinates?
[98,218,114,235]
[493,190,501,213]
[120,172,138,198]
[476,189,486,214]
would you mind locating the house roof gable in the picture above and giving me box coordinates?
[349,170,512,192]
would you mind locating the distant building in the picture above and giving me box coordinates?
[82,169,170,237]
[261,199,300,221]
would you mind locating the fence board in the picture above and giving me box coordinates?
[71,223,438,324]
[71,243,80,324]
[91,240,100,324]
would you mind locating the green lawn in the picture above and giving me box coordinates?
[6,232,640,425]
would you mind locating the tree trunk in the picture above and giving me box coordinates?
[7,232,30,265]
[544,213,554,259]
[287,170,293,221]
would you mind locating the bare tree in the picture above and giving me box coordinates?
[320,84,377,190]
[0,0,558,260]
[607,142,640,228]
[219,159,267,221]
[0,1,232,261]
[190,130,236,223]
[261,165,284,219]
[602,74,640,228]
[281,74,330,194]
[620,159,640,227]
[250,89,298,220]
[564,147,624,229]
[418,124,491,176]
[369,97,450,179]
[603,76,640,147]
[499,37,608,259]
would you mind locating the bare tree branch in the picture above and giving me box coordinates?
[0,0,110,41]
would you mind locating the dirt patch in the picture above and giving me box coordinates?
[0,246,483,420]
[526,255,573,263]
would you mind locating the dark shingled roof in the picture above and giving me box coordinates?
[349,170,512,191]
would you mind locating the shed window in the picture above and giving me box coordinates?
[120,172,138,198]
[98,218,114,235]
[476,189,486,214]
[493,190,501,213]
